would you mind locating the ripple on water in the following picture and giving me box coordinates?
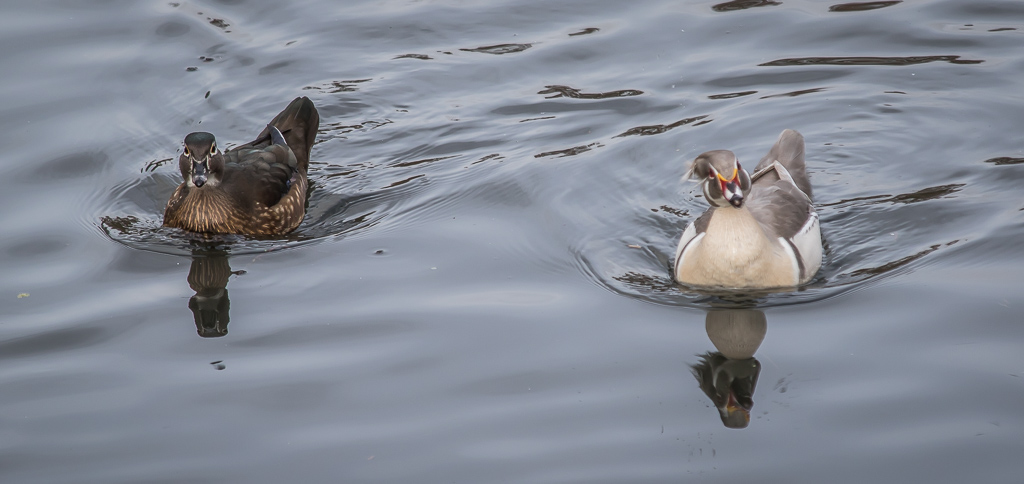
[828,1,904,13]
[459,43,532,55]
[96,97,516,257]
[568,144,991,309]
[711,0,782,12]
[97,168,389,257]
[572,190,970,309]
[29,151,111,182]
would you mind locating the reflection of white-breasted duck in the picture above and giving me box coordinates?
[674,129,822,289]
[692,309,767,429]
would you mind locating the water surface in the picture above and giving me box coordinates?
[2,0,1024,482]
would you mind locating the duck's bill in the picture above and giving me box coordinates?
[723,180,743,207]
[192,160,208,187]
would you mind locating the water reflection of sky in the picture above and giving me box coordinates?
[2,0,1024,482]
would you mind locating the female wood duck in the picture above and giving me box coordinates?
[163,96,319,235]
[674,129,822,289]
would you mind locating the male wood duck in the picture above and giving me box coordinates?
[674,129,822,289]
[163,96,319,235]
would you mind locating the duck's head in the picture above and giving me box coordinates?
[686,150,751,208]
[179,132,223,188]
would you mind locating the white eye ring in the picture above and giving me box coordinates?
[210,143,217,155]
[184,147,191,157]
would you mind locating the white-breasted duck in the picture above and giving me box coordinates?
[674,129,822,289]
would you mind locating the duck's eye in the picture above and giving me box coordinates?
[183,147,191,157]
[210,143,216,155]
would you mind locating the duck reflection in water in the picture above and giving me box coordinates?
[186,247,243,338]
[691,309,766,429]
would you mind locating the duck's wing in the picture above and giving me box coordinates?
[748,129,821,282]
[748,127,818,256]
[220,144,297,209]
[674,207,715,271]
[747,162,822,283]
[753,129,811,200]
[748,171,813,240]
[234,96,320,172]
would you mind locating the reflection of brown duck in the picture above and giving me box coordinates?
[691,309,766,429]
[163,97,319,235]
[186,251,235,337]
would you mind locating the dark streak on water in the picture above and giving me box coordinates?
[535,143,603,159]
[394,53,432,61]
[829,1,903,13]
[460,43,533,55]
[568,27,600,37]
[985,156,1024,166]
[760,87,827,99]
[709,90,758,99]
[615,115,711,137]
[538,85,644,99]
[713,0,782,13]
[760,55,984,66]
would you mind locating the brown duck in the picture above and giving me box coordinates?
[163,96,320,235]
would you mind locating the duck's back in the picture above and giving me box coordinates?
[746,129,815,239]
[752,129,811,199]
[748,129,821,282]
[233,97,319,172]
[219,144,297,210]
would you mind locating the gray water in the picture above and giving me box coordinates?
[2,0,1024,482]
